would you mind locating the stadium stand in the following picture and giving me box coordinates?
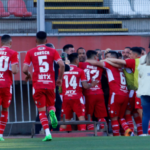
[7,0,32,17]
[0,0,10,17]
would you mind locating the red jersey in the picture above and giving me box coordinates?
[79,62,103,95]
[125,59,136,73]
[0,46,18,88]
[24,45,61,89]
[62,65,87,99]
[104,62,128,96]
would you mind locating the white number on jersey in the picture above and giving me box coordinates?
[120,72,126,85]
[64,75,77,89]
[0,56,9,71]
[38,56,49,73]
[84,69,99,81]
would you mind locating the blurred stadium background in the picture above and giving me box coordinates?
[0,0,150,136]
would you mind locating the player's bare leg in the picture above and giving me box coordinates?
[137,109,143,120]
[38,107,52,141]
[78,116,86,131]
[0,107,8,141]
[111,116,120,136]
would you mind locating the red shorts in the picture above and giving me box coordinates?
[62,97,85,119]
[33,88,55,108]
[108,93,128,118]
[0,86,12,108]
[127,90,142,112]
[85,94,107,119]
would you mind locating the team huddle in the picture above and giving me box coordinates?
[0,31,146,142]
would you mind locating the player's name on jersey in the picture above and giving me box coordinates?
[86,65,97,70]
[38,74,51,80]
[65,90,77,95]
[0,51,7,55]
[34,51,50,56]
[64,72,79,75]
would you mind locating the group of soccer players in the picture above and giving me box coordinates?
[0,31,147,142]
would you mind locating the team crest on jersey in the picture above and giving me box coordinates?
[38,47,45,50]
[0,48,5,51]
[125,68,132,74]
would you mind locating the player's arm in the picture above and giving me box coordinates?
[86,60,104,68]
[23,52,32,81]
[104,59,123,68]
[106,58,126,65]
[55,50,65,86]
[82,80,99,89]
[11,52,19,74]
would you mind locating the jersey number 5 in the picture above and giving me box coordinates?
[38,56,49,73]
[0,56,9,71]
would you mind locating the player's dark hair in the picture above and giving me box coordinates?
[1,35,11,44]
[125,47,131,49]
[77,47,85,53]
[107,50,119,58]
[63,44,74,52]
[36,31,47,43]
[130,47,142,55]
[139,47,145,51]
[86,50,97,59]
[46,43,55,49]
[95,49,101,52]
[68,53,78,63]
[118,52,122,58]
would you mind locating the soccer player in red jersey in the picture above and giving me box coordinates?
[106,47,143,135]
[23,31,65,141]
[0,35,19,141]
[86,51,133,136]
[79,50,107,130]
[61,53,98,131]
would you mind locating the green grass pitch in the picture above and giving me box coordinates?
[1,136,150,150]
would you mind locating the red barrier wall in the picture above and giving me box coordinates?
[0,35,149,81]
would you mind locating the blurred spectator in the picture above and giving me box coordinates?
[137,52,150,135]
[122,47,130,60]
[95,49,102,60]
[63,44,75,55]
[139,47,147,56]
[77,47,86,62]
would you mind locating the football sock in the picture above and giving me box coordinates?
[125,114,134,132]
[119,118,130,131]
[78,124,86,131]
[98,118,107,129]
[0,111,8,135]
[47,106,56,112]
[148,123,150,134]
[39,111,50,135]
[87,119,94,130]
[111,120,120,136]
[134,116,143,135]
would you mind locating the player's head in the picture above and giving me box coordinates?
[139,47,146,56]
[63,44,74,55]
[122,47,130,60]
[118,52,122,59]
[36,31,47,45]
[46,43,55,49]
[105,50,119,59]
[129,47,142,59]
[77,47,86,62]
[86,50,98,60]
[1,35,12,48]
[68,53,79,66]
[95,49,102,60]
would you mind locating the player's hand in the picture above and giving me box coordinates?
[25,72,32,82]
[91,79,99,87]
[56,79,62,87]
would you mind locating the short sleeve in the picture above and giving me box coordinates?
[125,59,135,72]
[103,62,111,69]
[54,50,61,62]
[24,51,31,65]
[80,70,87,81]
[10,52,19,65]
